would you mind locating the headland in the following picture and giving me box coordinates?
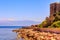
[13,2,60,40]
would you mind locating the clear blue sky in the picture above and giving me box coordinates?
[0,0,58,22]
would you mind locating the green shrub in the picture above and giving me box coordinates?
[50,21,60,28]
[38,20,48,28]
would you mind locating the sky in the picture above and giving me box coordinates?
[0,0,59,22]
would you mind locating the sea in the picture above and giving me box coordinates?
[0,26,23,40]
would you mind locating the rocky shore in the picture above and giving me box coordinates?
[13,27,60,40]
[12,2,60,40]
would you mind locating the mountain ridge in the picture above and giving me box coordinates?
[0,20,40,26]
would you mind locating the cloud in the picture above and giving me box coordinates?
[0,18,15,22]
[7,18,15,21]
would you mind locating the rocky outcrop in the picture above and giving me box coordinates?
[13,27,60,40]
[12,3,60,40]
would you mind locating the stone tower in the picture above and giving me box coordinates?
[50,2,60,17]
[46,2,60,26]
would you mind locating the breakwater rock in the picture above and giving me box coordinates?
[13,27,60,40]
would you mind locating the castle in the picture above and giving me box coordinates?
[50,2,60,17]
[43,2,60,27]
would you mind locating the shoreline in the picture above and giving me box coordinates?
[13,27,60,40]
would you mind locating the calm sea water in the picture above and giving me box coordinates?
[0,26,23,40]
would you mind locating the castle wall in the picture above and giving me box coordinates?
[50,3,60,17]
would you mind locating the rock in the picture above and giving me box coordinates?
[13,28,60,40]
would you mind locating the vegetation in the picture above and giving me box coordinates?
[38,20,47,28]
[50,21,60,28]
[38,12,60,28]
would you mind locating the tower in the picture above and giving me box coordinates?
[46,2,60,27]
[50,2,60,17]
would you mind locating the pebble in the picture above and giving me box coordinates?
[14,29,60,40]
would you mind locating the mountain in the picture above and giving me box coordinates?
[0,20,40,26]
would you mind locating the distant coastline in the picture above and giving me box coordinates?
[0,26,25,28]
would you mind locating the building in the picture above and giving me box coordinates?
[50,2,60,17]
[45,2,60,27]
